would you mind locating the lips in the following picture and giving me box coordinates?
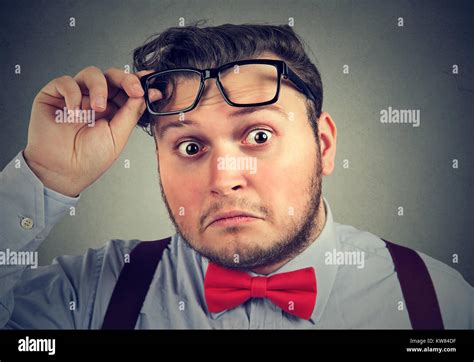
[206,210,262,228]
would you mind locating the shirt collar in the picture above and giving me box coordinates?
[196,197,339,324]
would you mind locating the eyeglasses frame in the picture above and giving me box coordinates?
[140,59,318,116]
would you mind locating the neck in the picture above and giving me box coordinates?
[251,198,327,275]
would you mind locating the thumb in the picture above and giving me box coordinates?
[108,97,147,153]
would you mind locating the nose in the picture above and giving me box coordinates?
[209,144,249,197]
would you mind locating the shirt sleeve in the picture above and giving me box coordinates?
[0,151,86,328]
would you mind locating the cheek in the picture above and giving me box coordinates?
[257,134,316,219]
[159,157,205,223]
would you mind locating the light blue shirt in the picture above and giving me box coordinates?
[0,151,472,329]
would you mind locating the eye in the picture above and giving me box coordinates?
[177,141,203,157]
[244,129,273,145]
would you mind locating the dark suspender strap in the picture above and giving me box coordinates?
[382,239,444,329]
[101,237,172,330]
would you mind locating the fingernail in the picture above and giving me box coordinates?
[133,83,144,95]
[95,96,106,109]
[149,89,162,99]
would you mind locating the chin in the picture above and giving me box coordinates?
[204,226,268,242]
[207,234,274,252]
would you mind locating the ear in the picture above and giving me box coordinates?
[317,112,337,176]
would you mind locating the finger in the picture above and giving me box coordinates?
[136,70,164,105]
[148,88,163,102]
[80,95,118,120]
[41,76,82,110]
[108,81,163,152]
[105,69,157,109]
[109,89,129,109]
[135,69,154,77]
[135,69,158,96]
[111,88,163,112]
[74,66,108,112]
[104,68,145,99]
[108,97,149,153]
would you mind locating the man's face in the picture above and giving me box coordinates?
[154,54,333,271]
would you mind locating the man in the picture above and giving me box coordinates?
[0,24,472,329]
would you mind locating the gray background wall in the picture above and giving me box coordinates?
[0,0,472,285]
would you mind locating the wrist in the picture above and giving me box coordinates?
[23,154,81,197]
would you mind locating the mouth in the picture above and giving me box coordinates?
[206,210,263,229]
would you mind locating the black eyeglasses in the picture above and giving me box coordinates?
[140,59,318,116]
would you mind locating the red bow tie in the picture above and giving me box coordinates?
[204,262,317,320]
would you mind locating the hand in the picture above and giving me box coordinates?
[23,66,161,197]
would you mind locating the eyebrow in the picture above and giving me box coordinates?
[157,105,288,139]
[228,105,288,119]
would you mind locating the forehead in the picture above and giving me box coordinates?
[153,53,304,134]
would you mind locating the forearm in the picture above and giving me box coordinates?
[0,151,79,327]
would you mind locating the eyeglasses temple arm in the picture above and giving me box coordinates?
[283,64,319,103]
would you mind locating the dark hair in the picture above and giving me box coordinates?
[133,23,323,136]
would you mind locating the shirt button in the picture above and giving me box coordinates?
[20,217,34,230]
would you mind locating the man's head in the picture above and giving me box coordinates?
[133,23,337,273]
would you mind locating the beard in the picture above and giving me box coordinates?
[158,147,323,271]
